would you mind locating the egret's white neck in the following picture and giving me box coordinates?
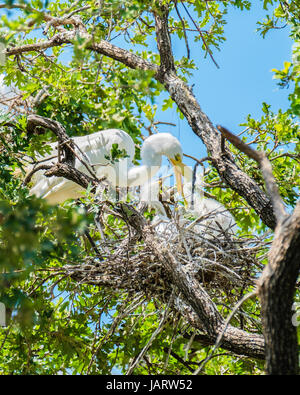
[126,149,163,187]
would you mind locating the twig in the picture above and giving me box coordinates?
[193,290,257,374]
[86,294,145,374]
[126,290,175,375]
[174,0,190,59]
[84,230,103,258]
[164,348,195,373]
[183,153,211,165]
[270,152,300,163]
[181,2,219,69]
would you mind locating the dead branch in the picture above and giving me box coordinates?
[217,125,288,224]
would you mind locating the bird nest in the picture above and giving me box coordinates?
[63,211,266,304]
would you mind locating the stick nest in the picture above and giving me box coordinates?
[64,211,267,304]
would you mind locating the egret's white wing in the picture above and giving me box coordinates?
[28,129,136,203]
[42,179,85,204]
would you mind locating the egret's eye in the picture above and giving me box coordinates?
[174,153,182,162]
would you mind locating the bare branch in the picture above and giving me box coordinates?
[217,125,288,224]
[126,292,174,375]
[181,1,219,69]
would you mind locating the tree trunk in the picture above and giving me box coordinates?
[259,203,300,374]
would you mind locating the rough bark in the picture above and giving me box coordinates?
[258,202,300,375]
[153,8,299,373]
[153,8,276,229]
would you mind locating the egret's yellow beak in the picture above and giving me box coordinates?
[170,157,187,206]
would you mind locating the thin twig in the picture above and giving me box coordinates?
[193,290,257,374]
[126,290,175,375]
[174,0,190,59]
[181,2,219,68]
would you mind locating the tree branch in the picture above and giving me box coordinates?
[174,0,190,59]
[181,1,219,68]
[27,114,75,167]
[152,16,276,228]
[6,30,158,73]
[258,201,300,374]
[26,115,101,191]
[217,125,288,224]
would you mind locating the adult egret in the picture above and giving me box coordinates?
[26,129,186,204]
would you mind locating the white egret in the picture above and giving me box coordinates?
[26,129,187,204]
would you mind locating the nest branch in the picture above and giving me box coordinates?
[50,203,266,360]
